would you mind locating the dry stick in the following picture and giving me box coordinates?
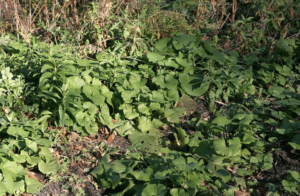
[287,30,300,39]
[217,13,230,34]
[13,0,25,41]
[29,0,31,33]
[29,3,45,27]
[72,0,79,28]
[43,0,49,28]
[52,0,55,27]
[231,0,237,24]
[219,0,225,25]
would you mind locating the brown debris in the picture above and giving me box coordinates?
[234,190,251,196]
[107,132,115,143]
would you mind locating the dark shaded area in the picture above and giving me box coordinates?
[255,140,300,195]
[34,132,130,196]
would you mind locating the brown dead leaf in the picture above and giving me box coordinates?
[226,165,233,172]
[74,146,83,150]
[162,125,169,131]
[95,151,102,159]
[22,193,33,196]
[99,127,110,135]
[27,170,44,184]
[234,190,250,196]
[60,129,67,136]
[3,108,9,114]
[178,94,196,114]
[227,165,238,176]
[107,132,115,143]
[83,136,94,141]
[112,119,118,123]
[68,132,80,142]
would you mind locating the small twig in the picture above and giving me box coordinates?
[215,100,226,105]
[30,3,45,27]
[217,13,230,33]
[287,30,300,39]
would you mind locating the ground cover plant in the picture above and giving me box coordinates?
[0,0,300,195]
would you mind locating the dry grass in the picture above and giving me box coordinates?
[0,0,299,51]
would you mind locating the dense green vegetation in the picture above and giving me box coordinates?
[0,0,300,195]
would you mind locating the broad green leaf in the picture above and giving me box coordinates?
[130,74,147,89]
[282,180,298,194]
[38,160,59,175]
[25,139,38,152]
[173,156,193,171]
[13,151,28,163]
[99,103,113,127]
[152,75,165,88]
[129,131,160,152]
[26,156,42,167]
[268,86,285,98]
[25,176,44,193]
[83,102,98,114]
[131,167,153,181]
[115,122,133,136]
[214,138,241,157]
[152,119,163,128]
[82,85,105,105]
[165,74,178,89]
[7,126,29,137]
[151,91,165,103]
[67,76,86,89]
[138,104,151,115]
[212,116,231,126]
[164,109,180,123]
[123,105,139,120]
[100,85,113,106]
[0,160,18,179]
[84,125,98,135]
[37,114,51,123]
[14,179,25,195]
[121,90,137,103]
[164,88,179,102]
[155,37,171,52]
[175,58,192,68]
[142,183,167,196]
[172,34,196,50]
[147,52,164,62]
[286,171,300,181]
[77,58,97,67]
[166,58,179,68]
[103,160,127,174]
[176,128,189,145]
[0,174,14,193]
[289,134,300,150]
[75,111,88,127]
[242,134,255,144]
[179,73,210,96]
[41,64,53,72]
[39,72,53,87]
[39,147,52,163]
[59,104,65,127]
[191,139,215,157]
[138,116,153,132]
[170,188,189,196]
[236,168,251,177]
[188,131,204,147]
[215,169,231,183]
